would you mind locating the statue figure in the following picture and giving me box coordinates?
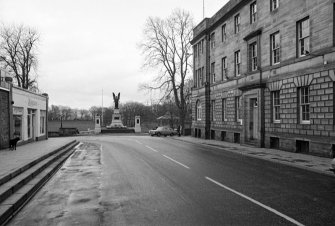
[113,92,120,109]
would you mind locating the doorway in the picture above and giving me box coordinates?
[249,98,258,140]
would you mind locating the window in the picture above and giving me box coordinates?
[235,96,241,121]
[249,42,258,71]
[211,62,216,83]
[194,69,198,87]
[234,50,241,76]
[222,98,227,121]
[211,100,215,121]
[27,109,33,139]
[221,57,227,80]
[201,67,204,84]
[270,0,279,11]
[194,46,197,58]
[196,101,202,121]
[234,14,240,34]
[221,24,227,42]
[210,32,215,49]
[299,86,310,123]
[250,2,257,24]
[202,40,204,53]
[297,17,310,57]
[40,115,45,134]
[271,32,280,65]
[198,68,203,87]
[272,91,280,122]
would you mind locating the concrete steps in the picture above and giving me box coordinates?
[0,140,79,225]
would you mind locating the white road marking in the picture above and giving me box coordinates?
[163,155,190,169]
[205,177,304,226]
[145,145,159,152]
[135,140,143,145]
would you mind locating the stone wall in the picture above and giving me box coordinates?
[0,89,10,149]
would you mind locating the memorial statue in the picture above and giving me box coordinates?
[113,92,120,109]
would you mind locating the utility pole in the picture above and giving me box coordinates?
[203,0,205,19]
[101,88,104,127]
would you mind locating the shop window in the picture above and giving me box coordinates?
[296,140,309,153]
[13,115,22,139]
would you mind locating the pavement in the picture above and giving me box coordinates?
[171,135,335,177]
[0,137,76,180]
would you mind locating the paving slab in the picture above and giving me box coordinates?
[172,136,334,177]
[0,138,75,180]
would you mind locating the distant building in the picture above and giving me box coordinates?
[12,86,48,145]
[191,0,335,157]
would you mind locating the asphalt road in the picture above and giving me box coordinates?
[9,135,335,226]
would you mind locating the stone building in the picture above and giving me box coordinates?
[191,0,335,157]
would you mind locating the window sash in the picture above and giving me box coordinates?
[250,43,257,71]
[221,57,227,80]
[235,51,241,76]
[235,15,240,33]
[211,33,215,48]
[197,102,202,120]
[299,87,310,122]
[272,91,280,121]
[271,32,280,64]
[251,3,257,23]
[271,0,279,11]
[211,62,216,83]
[222,24,226,42]
[235,97,241,121]
[222,99,227,121]
[211,100,215,121]
[298,18,310,56]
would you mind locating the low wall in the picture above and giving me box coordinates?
[48,120,95,132]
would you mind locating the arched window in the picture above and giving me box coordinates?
[196,100,202,121]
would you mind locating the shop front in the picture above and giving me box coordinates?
[12,87,48,145]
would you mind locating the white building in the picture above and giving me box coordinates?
[12,86,48,144]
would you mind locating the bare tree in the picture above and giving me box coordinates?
[0,24,39,89]
[140,9,193,133]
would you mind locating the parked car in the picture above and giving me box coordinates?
[149,126,178,137]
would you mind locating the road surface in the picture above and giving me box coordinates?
[9,135,335,225]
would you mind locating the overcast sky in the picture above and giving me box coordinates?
[0,0,229,109]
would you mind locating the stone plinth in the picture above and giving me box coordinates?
[134,116,141,133]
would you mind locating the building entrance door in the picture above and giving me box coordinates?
[249,98,258,140]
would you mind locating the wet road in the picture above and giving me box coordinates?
[9,135,335,225]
